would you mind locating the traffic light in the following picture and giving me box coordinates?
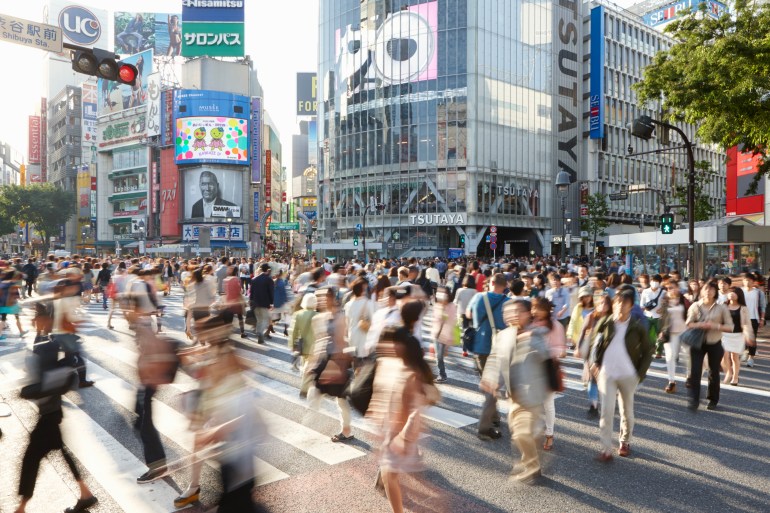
[353,236,359,246]
[459,234,465,248]
[71,48,138,86]
[660,213,674,234]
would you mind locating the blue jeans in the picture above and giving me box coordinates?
[434,342,447,379]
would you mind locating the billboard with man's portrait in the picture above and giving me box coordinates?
[184,168,243,219]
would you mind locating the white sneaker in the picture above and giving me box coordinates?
[747,357,755,368]
[740,351,748,363]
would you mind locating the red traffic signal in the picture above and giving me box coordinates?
[71,48,138,86]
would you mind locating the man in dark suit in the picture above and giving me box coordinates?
[190,171,237,218]
[249,263,274,344]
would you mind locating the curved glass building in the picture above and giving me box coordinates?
[317,0,560,258]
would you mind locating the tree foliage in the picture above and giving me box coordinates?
[0,184,77,255]
[581,193,610,257]
[671,160,717,222]
[633,0,770,180]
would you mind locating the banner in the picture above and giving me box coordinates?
[251,97,262,183]
[81,82,98,165]
[146,72,162,137]
[28,116,41,164]
[589,6,605,139]
[253,191,259,222]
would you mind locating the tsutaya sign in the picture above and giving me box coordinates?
[409,213,466,226]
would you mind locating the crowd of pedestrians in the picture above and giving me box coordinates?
[0,252,766,511]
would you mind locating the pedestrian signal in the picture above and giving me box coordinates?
[660,213,674,234]
[353,236,359,246]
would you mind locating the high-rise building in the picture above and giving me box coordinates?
[315,0,725,260]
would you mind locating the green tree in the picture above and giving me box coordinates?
[581,193,610,259]
[0,183,77,255]
[671,160,717,222]
[634,0,770,184]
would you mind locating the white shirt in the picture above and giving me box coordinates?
[426,267,441,284]
[641,286,664,319]
[743,287,760,320]
[454,288,478,317]
[601,318,637,380]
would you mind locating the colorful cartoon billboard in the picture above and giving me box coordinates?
[175,117,248,166]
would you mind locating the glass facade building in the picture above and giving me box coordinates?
[316,0,726,259]
[317,0,557,258]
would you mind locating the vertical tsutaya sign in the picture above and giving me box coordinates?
[553,0,580,184]
[589,6,605,139]
[251,97,262,183]
[146,72,162,137]
[28,116,41,164]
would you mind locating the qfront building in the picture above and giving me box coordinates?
[314,0,726,259]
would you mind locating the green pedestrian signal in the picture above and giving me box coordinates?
[660,213,674,234]
[353,236,359,246]
[459,234,465,247]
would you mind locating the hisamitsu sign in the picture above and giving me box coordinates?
[0,13,63,53]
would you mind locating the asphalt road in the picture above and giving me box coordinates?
[0,288,768,513]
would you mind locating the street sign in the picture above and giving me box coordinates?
[490,226,497,234]
[355,223,363,231]
[490,242,497,250]
[609,192,628,201]
[0,14,63,53]
[269,222,300,231]
[490,235,497,243]
[485,236,491,242]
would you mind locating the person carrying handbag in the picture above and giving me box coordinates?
[684,281,733,411]
[467,273,509,441]
[658,282,689,394]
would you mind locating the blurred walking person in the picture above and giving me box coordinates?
[368,301,439,513]
[431,286,456,383]
[480,300,549,484]
[249,263,274,344]
[531,297,566,451]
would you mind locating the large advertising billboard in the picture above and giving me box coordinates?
[48,1,109,48]
[81,82,98,165]
[98,49,154,114]
[726,145,764,216]
[114,12,182,56]
[160,149,181,236]
[181,0,245,57]
[176,117,248,165]
[296,73,317,116]
[184,168,243,219]
[173,90,250,119]
[641,0,728,29]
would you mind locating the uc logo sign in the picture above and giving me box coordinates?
[59,6,101,45]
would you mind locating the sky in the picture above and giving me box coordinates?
[0,0,319,177]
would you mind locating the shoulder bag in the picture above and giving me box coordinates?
[680,305,706,350]
[482,293,499,347]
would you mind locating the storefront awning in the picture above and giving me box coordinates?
[108,218,133,225]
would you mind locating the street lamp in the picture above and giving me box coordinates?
[555,169,572,263]
[362,202,385,264]
[631,114,696,278]
[225,209,233,260]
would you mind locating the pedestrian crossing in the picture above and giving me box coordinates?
[2,292,769,513]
